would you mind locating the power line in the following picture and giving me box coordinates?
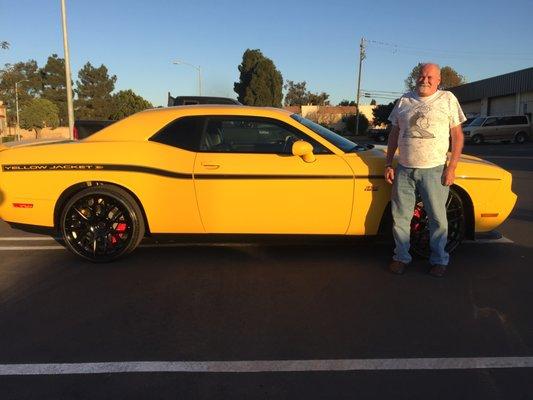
[365,38,533,58]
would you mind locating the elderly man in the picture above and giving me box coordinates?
[385,63,465,277]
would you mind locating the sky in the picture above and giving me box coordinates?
[1,0,533,107]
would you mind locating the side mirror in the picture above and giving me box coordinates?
[292,140,316,163]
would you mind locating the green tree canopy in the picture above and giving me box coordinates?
[284,80,308,106]
[110,89,152,120]
[234,49,283,107]
[0,60,42,125]
[40,54,71,125]
[20,98,59,138]
[75,62,117,119]
[338,99,356,106]
[342,113,369,136]
[284,80,330,106]
[405,63,466,91]
[372,101,397,126]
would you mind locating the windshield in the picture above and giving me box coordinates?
[290,114,359,152]
[469,117,485,127]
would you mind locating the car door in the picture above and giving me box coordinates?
[193,116,354,234]
[481,117,499,140]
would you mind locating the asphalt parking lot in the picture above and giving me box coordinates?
[0,141,532,399]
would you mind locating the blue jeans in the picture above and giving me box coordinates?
[391,164,449,266]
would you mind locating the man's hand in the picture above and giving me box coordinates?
[442,166,456,186]
[385,166,395,184]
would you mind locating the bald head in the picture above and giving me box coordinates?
[416,63,441,97]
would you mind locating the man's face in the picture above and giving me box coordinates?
[416,65,441,97]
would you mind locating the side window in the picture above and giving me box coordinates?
[199,117,330,154]
[149,116,205,151]
[483,117,498,127]
[508,116,527,125]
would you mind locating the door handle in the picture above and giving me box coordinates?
[201,163,220,170]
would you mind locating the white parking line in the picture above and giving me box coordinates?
[0,357,532,375]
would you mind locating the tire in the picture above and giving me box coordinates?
[514,131,527,144]
[410,188,465,259]
[59,185,145,262]
[471,134,483,145]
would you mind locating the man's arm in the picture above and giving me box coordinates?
[442,124,464,186]
[384,125,400,184]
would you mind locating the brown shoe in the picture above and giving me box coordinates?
[429,264,447,277]
[389,260,408,274]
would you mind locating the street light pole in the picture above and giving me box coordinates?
[173,60,202,96]
[61,0,75,140]
[355,37,366,136]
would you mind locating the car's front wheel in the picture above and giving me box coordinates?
[60,185,145,262]
[410,188,466,258]
[471,134,483,144]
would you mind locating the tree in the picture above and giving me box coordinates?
[372,101,397,126]
[41,54,71,125]
[342,113,369,136]
[284,80,308,106]
[307,92,329,106]
[75,62,117,119]
[338,100,356,106]
[0,60,42,125]
[20,98,59,138]
[284,80,330,106]
[234,49,283,107]
[405,63,466,91]
[110,89,152,120]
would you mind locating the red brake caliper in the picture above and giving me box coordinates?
[412,207,422,231]
[110,223,127,245]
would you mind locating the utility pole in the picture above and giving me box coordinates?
[355,37,366,136]
[61,0,75,140]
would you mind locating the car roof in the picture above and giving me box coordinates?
[84,106,294,142]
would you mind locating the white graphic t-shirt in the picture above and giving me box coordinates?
[388,90,466,168]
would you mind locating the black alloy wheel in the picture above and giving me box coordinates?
[60,185,145,262]
[410,188,465,258]
[472,134,483,145]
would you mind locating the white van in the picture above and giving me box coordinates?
[463,115,531,144]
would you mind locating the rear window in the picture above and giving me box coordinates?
[149,116,205,151]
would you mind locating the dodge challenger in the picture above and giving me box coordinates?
[0,105,517,262]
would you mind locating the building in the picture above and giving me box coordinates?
[449,67,533,117]
[283,104,378,132]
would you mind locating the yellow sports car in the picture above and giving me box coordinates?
[0,105,517,262]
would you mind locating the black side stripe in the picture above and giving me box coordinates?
[1,163,385,180]
[194,174,354,180]
[1,164,192,179]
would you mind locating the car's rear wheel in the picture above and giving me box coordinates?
[471,134,483,144]
[60,185,145,262]
[410,188,465,258]
[514,131,527,144]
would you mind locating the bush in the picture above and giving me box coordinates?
[342,113,370,135]
[1,135,16,143]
